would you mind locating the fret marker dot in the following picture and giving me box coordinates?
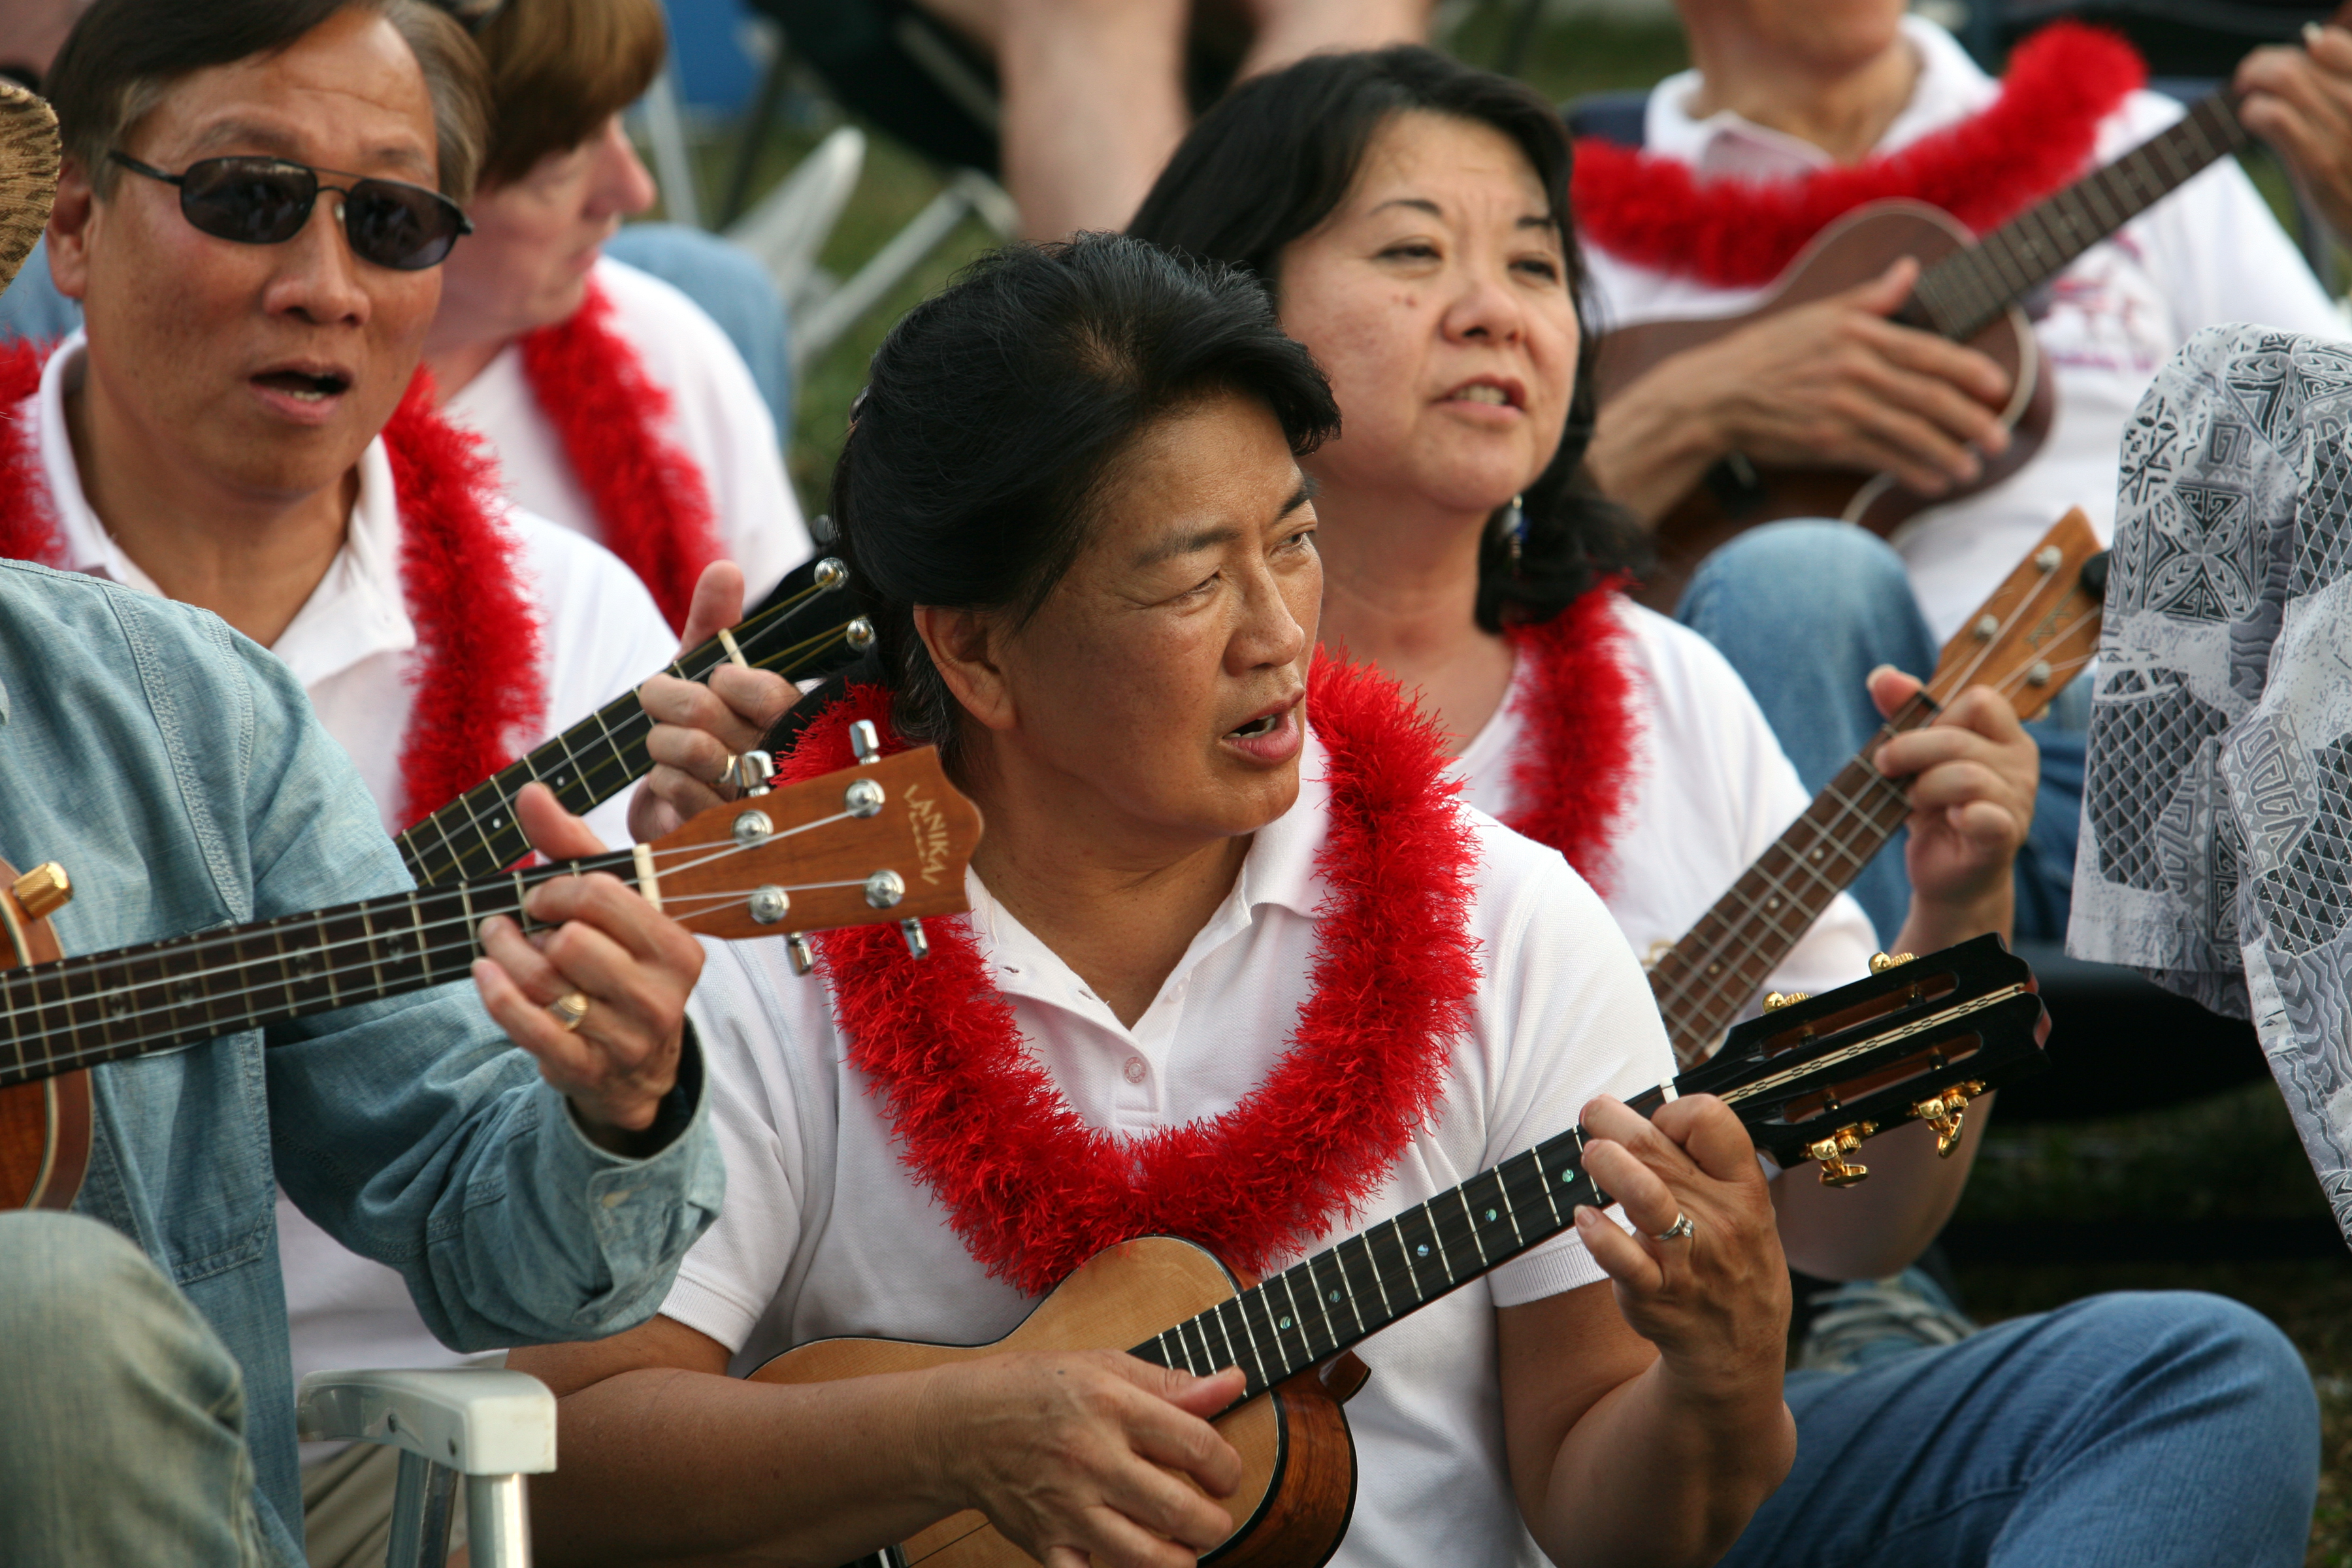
[1484,1208,1497,1222]
[1279,1316,1292,1331]
[1416,1243,1429,1258]
[1329,1290,1341,1303]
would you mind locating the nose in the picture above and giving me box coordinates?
[588,117,659,220]
[1439,255,1527,347]
[259,195,372,327]
[1227,551,1314,676]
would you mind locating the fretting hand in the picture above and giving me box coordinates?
[2238,23,2352,244]
[1572,1093,1791,1409]
[469,783,702,1152]
[917,1352,1247,1568]
[628,561,801,843]
[1867,664,2037,944]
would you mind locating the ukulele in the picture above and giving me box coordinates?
[396,552,874,889]
[770,933,2050,1568]
[0,734,979,1211]
[1649,508,2104,1066]
[1589,16,2345,612]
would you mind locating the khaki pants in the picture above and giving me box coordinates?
[300,1439,472,1568]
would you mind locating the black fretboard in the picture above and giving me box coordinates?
[0,849,636,1091]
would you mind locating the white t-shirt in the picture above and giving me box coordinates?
[443,256,812,607]
[1580,14,2349,644]
[24,332,683,1405]
[1453,600,1880,1004]
[666,735,1676,1568]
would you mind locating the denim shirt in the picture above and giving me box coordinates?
[0,561,725,1565]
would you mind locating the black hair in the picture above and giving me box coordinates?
[831,233,1339,766]
[1128,45,1648,631]
[46,0,489,200]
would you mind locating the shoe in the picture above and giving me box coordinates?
[1795,1266,1978,1373]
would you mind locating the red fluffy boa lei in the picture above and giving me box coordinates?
[1500,581,1644,897]
[0,341,546,826]
[1573,22,2146,289]
[780,656,1482,1294]
[519,276,724,632]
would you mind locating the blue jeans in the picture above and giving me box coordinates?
[1676,521,2084,945]
[0,1212,269,1565]
[606,222,794,441]
[1725,1292,2319,1567]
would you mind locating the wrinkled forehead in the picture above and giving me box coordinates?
[125,9,437,184]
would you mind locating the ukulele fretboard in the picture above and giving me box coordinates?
[1913,93,2247,344]
[1128,1085,1667,1405]
[395,563,864,889]
[0,850,635,1091]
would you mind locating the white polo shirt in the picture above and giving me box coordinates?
[1452,599,1881,999]
[22,331,683,1408]
[443,257,813,606]
[666,735,1675,1568]
[1580,14,2347,644]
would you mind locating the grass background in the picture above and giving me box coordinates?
[662,8,2351,1556]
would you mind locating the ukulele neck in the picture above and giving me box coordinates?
[0,848,640,1091]
[1648,689,1938,1061]
[1911,92,2247,343]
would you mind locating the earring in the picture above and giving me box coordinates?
[1503,494,1526,570]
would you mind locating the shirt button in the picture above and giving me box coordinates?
[1122,1056,1147,1085]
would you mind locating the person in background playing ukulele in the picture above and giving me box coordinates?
[0,61,721,1567]
[506,233,1803,1568]
[1124,46,2321,1568]
[1575,0,2344,955]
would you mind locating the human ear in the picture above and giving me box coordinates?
[45,161,96,302]
[913,604,1017,733]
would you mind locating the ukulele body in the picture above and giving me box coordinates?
[749,1234,1363,1568]
[1592,200,2053,612]
[0,854,91,1210]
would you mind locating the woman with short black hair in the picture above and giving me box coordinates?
[506,232,1797,1568]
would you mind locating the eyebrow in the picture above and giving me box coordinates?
[182,118,434,178]
[1132,480,1317,567]
[1367,195,1561,236]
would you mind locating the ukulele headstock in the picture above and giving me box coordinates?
[1676,934,2048,1183]
[642,747,982,941]
[1929,506,2104,724]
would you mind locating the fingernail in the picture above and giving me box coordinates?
[1867,664,1898,681]
[2307,20,2325,44]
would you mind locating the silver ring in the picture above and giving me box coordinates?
[1651,1211,1695,1243]
[546,990,589,1033]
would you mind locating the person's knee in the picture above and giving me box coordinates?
[2059,1292,2319,1448]
[0,1212,234,1413]
[1688,521,1913,623]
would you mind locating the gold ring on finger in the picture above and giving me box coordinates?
[547,990,590,1033]
[1651,1211,1695,1243]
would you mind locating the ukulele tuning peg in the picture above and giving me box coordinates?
[1973,613,1999,642]
[813,557,847,591]
[2026,661,2053,687]
[1868,951,1917,975]
[785,933,816,977]
[2034,544,2063,572]
[11,860,71,919]
[1807,1122,1877,1187]
[850,719,881,764]
[1763,990,1808,1011]
[899,919,929,958]
[847,618,876,651]
[727,750,776,798]
[1912,1081,1987,1158]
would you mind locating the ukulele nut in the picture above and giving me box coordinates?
[785,933,817,976]
[899,918,929,958]
[864,868,906,909]
[813,556,847,590]
[11,860,71,919]
[850,720,882,765]
[847,617,876,651]
[732,809,775,846]
[747,885,791,925]
[844,778,886,818]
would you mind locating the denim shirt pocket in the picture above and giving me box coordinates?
[88,1030,276,1286]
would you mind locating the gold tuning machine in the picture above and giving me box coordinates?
[1763,990,1808,1011]
[1869,951,1918,974]
[10,861,70,920]
[1912,1081,1987,1158]
[1806,1122,1877,1186]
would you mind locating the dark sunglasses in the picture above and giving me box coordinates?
[108,152,473,271]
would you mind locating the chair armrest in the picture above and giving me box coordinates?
[297,1367,557,1477]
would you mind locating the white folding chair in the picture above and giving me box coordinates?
[297,1366,557,1568]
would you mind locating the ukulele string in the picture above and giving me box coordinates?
[0,816,874,1041]
[6,870,917,1071]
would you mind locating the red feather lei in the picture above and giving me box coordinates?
[1499,581,1646,898]
[780,655,1482,1295]
[0,341,545,827]
[518,276,723,632]
[1573,22,2146,289]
